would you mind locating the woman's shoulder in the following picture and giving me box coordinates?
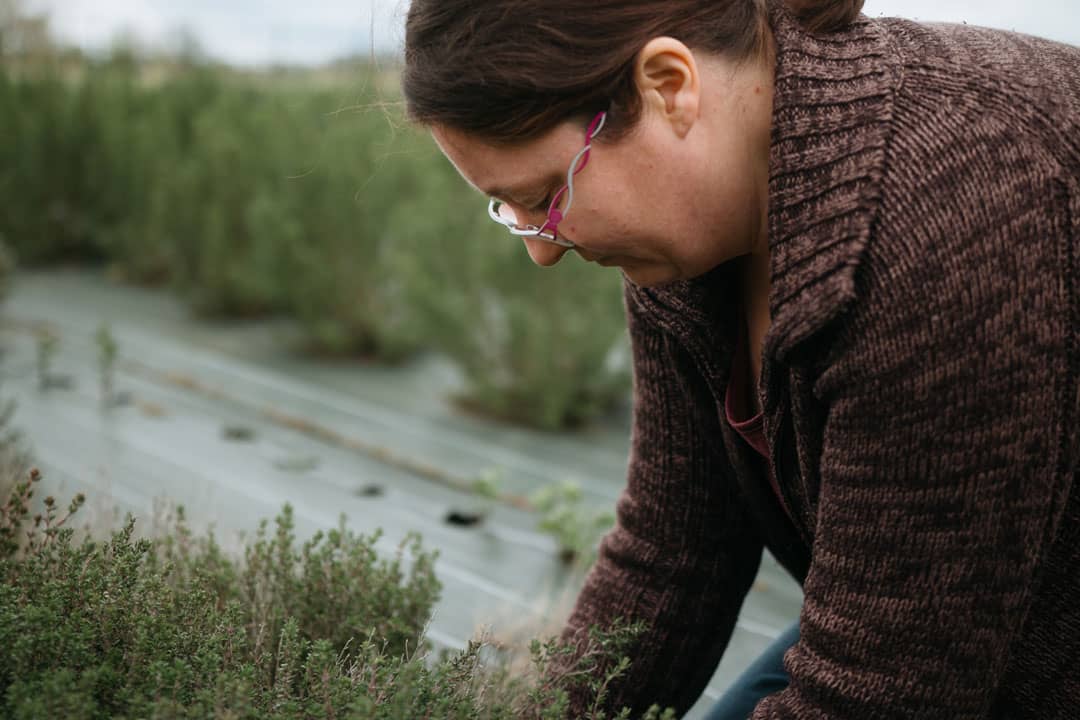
[877,16,1080,177]
[850,17,1080,298]
[879,14,1080,91]
[823,12,1080,400]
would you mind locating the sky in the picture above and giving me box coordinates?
[22,0,1080,67]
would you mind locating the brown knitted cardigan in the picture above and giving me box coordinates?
[559,3,1080,718]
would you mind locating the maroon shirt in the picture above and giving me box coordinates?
[725,304,793,525]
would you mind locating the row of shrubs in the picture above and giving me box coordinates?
[0,50,631,430]
[0,466,674,719]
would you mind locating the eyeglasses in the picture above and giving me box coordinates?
[487,111,607,249]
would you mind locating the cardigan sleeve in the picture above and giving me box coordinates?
[752,178,1078,718]
[555,281,764,718]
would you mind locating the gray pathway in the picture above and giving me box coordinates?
[0,268,802,718]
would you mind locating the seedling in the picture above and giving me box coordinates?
[94,322,118,407]
[34,325,58,390]
[470,466,501,501]
[530,478,615,566]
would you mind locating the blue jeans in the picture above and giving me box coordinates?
[703,620,800,720]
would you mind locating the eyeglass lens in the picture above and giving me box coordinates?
[494,192,568,229]
[494,202,519,225]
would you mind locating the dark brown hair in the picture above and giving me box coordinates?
[403,0,864,144]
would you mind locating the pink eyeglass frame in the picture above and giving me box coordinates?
[487,111,607,249]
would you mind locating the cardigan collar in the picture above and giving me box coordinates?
[625,1,899,365]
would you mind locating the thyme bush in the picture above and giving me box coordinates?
[0,471,671,719]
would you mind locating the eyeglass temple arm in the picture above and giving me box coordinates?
[544,111,607,228]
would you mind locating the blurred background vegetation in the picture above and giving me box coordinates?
[0,0,631,431]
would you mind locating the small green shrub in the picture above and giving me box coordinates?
[530,480,615,567]
[163,86,296,316]
[0,470,670,719]
[0,53,632,427]
[101,65,223,286]
[387,158,632,430]
[0,66,104,265]
[273,102,429,361]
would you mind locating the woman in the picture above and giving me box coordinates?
[403,0,1080,717]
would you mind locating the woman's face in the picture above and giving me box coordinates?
[430,37,775,288]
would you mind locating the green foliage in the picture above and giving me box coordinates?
[270,101,428,360]
[0,472,670,718]
[470,468,503,502]
[101,62,223,285]
[180,89,292,314]
[0,55,632,429]
[388,158,632,430]
[0,236,16,302]
[237,506,442,664]
[0,65,105,265]
[464,467,504,522]
[530,480,615,567]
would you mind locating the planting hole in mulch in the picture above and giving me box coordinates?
[222,424,256,442]
[444,509,484,527]
[355,484,384,497]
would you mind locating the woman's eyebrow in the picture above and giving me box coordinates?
[487,170,563,203]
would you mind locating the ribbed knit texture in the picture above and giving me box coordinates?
[556,3,1080,718]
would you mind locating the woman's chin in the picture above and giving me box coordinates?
[618,262,682,288]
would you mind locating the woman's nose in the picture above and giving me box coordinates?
[523,237,570,267]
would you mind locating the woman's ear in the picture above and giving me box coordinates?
[634,37,701,138]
